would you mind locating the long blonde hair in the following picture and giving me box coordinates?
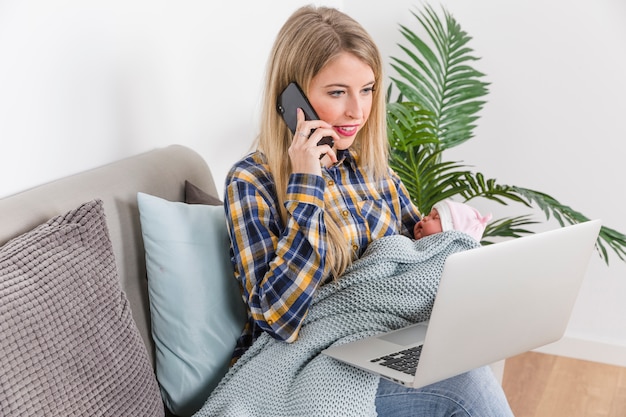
[256,6,389,278]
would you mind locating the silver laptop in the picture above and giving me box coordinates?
[322,219,602,388]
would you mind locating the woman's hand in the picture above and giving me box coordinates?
[288,108,338,176]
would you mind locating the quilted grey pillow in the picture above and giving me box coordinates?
[0,200,164,416]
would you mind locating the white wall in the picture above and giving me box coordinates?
[1,0,625,365]
[0,0,340,197]
[348,0,626,366]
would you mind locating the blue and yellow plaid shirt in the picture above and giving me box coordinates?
[224,149,421,360]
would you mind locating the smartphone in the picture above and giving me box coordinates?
[276,82,334,147]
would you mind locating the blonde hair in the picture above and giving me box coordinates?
[256,6,389,278]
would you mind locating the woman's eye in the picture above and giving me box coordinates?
[328,90,344,97]
[361,87,375,95]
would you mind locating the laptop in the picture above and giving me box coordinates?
[322,219,602,388]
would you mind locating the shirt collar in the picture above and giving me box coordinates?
[333,148,356,170]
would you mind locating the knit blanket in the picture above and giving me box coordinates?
[193,231,479,417]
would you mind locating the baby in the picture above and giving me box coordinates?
[414,199,492,241]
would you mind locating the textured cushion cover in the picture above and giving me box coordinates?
[0,200,164,416]
[137,192,246,417]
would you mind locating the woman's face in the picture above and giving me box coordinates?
[307,52,375,151]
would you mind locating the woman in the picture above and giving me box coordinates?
[223,5,514,416]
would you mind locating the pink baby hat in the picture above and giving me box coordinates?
[433,200,492,241]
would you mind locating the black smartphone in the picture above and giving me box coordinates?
[276,82,334,147]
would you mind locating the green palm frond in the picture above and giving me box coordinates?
[386,101,438,151]
[459,172,531,207]
[460,174,626,263]
[457,174,626,263]
[511,187,626,263]
[390,149,468,215]
[389,4,489,149]
[386,3,626,266]
[387,99,468,213]
[481,215,539,245]
[597,226,626,263]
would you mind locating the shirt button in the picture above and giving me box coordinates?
[327,180,335,186]
[267,319,274,325]
[352,244,359,251]
[342,210,349,218]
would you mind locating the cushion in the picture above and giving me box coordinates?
[137,192,246,417]
[0,200,164,416]
[184,180,223,205]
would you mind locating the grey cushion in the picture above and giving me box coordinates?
[0,200,164,416]
[185,180,223,205]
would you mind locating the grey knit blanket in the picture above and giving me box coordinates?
[194,231,479,417]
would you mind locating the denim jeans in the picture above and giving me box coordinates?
[375,366,514,416]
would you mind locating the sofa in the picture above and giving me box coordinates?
[0,145,251,416]
[0,144,504,417]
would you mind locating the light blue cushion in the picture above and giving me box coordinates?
[137,192,246,417]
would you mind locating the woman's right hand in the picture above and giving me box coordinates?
[288,108,339,176]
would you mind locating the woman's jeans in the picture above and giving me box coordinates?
[375,366,515,416]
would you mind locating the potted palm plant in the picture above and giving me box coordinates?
[386,4,626,264]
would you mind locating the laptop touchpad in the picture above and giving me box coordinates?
[378,323,428,346]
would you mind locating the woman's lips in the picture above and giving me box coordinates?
[334,125,359,137]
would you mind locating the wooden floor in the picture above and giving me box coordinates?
[502,352,626,417]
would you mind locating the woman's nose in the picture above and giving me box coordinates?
[345,95,363,119]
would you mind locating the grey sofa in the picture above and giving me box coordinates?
[0,145,218,416]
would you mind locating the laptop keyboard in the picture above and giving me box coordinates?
[370,345,423,375]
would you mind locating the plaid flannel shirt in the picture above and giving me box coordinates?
[224,149,421,361]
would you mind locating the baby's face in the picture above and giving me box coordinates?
[413,208,443,239]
